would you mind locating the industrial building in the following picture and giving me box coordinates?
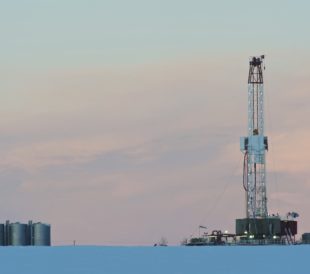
[0,221,51,246]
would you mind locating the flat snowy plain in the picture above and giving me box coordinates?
[0,245,308,274]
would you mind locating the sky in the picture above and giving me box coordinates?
[0,0,310,245]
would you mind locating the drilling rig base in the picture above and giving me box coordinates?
[236,217,297,240]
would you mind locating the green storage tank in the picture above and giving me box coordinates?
[8,223,28,246]
[32,223,51,246]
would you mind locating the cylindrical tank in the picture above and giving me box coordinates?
[32,223,51,246]
[0,224,5,246]
[9,223,28,246]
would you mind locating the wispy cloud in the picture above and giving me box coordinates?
[0,52,309,244]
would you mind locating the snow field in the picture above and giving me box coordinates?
[0,245,308,274]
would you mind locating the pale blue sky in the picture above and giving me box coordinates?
[1,0,310,68]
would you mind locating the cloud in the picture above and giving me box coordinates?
[0,53,310,244]
[268,129,310,173]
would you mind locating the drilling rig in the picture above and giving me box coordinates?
[236,56,298,243]
[241,55,268,219]
[184,56,301,246]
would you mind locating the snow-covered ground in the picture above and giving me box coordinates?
[0,245,308,274]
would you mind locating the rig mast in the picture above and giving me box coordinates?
[240,55,268,218]
[236,56,298,242]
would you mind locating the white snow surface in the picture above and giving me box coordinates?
[1,245,308,274]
